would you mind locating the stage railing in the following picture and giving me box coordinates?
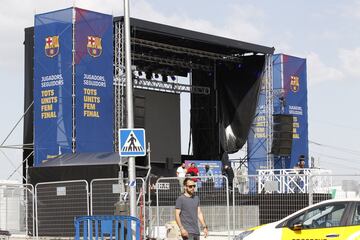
[257,168,332,193]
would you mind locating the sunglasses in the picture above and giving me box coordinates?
[187,185,196,188]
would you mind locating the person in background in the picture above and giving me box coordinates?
[177,163,187,192]
[293,155,306,193]
[223,164,234,189]
[186,163,199,182]
[235,166,247,194]
[203,164,214,182]
[175,178,208,240]
[298,155,305,171]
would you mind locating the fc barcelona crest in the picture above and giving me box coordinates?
[45,36,59,57]
[290,75,300,92]
[87,36,102,57]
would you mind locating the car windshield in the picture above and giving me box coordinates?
[303,205,345,228]
[286,203,346,229]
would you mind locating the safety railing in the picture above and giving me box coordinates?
[257,168,332,193]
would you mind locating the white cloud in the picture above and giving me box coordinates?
[341,0,360,19]
[131,0,263,43]
[132,1,216,34]
[306,52,344,85]
[220,4,264,42]
[339,47,360,78]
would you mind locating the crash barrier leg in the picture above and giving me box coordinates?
[75,215,140,240]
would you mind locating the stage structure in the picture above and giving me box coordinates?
[247,54,308,174]
[24,8,274,183]
[113,17,274,163]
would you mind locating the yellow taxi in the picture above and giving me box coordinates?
[234,199,360,240]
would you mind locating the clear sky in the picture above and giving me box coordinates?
[1,0,360,181]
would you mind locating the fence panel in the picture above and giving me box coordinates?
[90,178,146,239]
[35,180,89,237]
[309,174,360,203]
[0,183,35,237]
[232,174,332,235]
[155,176,230,239]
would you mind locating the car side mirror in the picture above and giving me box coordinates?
[292,223,302,231]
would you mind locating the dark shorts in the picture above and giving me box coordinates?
[182,234,200,240]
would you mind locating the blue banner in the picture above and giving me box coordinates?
[247,80,267,175]
[247,54,308,172]
[275,54,308,168]
[34,8,74,166]
[74,8,113,152]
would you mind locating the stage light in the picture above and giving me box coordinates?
[154,73,159,79]
[162,75,168,82]
[170,76,176,81]
[138,71,143,76]
[146,72,152,80]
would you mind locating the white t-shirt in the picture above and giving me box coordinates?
[176,166,186,177]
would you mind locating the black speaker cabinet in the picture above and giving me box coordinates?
[271,114,293,156]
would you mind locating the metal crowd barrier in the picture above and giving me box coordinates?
[1,174,357,239]
[74,215,140,240]
[35,180,89,237]
[0,183,35,237]
[90,177,146,239]
[154,176,230,239]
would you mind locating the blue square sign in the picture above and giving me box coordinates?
[119,128,146,156]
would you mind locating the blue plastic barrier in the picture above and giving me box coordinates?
[74,216,140,240]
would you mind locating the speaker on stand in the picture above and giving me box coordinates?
[271,114,293,168]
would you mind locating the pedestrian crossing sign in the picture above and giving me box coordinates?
[119,128,146,157]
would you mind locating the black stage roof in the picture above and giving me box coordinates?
[115,17,274,76]
[116,17,274,55]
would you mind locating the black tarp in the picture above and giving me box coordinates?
[217,55,265,154]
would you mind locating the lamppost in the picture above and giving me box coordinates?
[123,0,137,219]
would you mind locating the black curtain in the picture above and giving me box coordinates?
[217,55,265,154]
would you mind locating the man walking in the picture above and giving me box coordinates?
[175,178,208,239]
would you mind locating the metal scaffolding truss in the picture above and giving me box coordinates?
[132,38,242,62]
[114,76,210,95]
[114,20,274,160]
[114,22,212,151]
[114,21,125,151]
[264,54,274,169]
[132,53,212,72]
